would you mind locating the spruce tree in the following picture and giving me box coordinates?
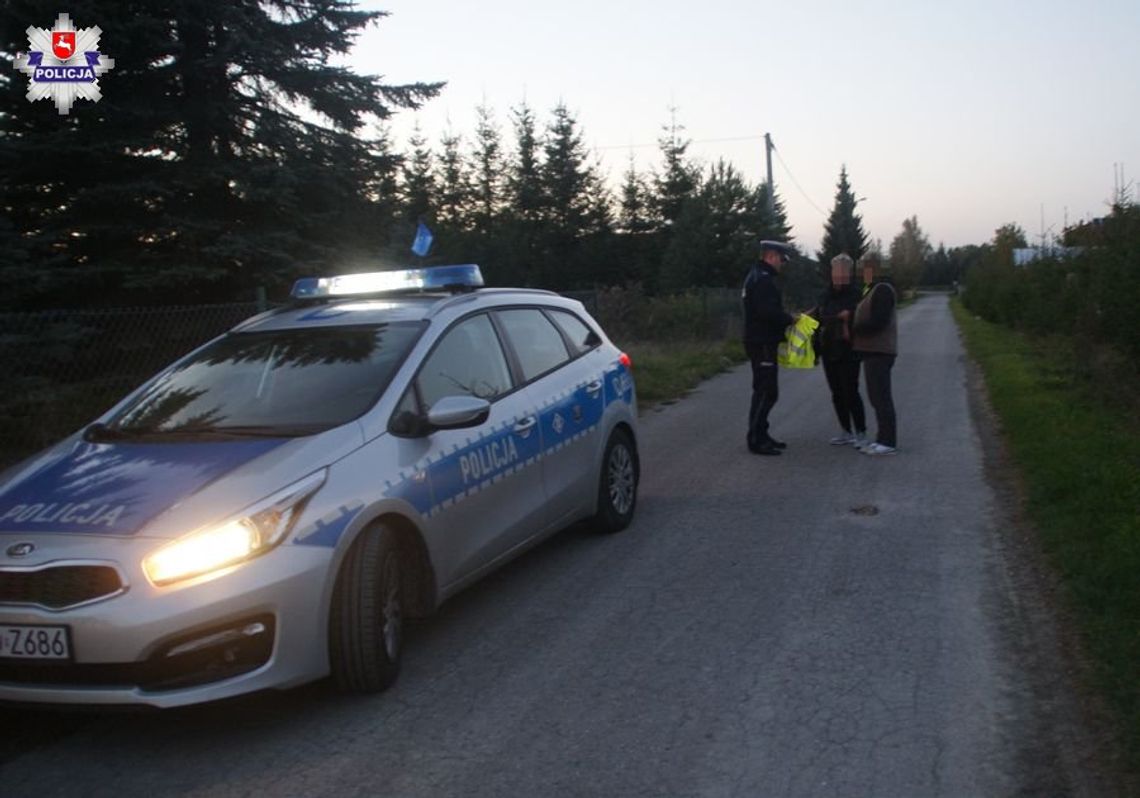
[749,183,793,243]
[614,157,658,287]
[0,0,441,307]
[538,103,607,288]
[501,100,544,285]
[652,108,699,230]
[818,165,869,267]
[469,103,503,235]
[435,127,471,236]
[618,158,655,235]
[401,124,436,227]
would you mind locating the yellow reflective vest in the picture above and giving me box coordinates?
[777,314,819,368]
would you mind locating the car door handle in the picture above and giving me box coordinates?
[513,417,537,435]
[585,380,603,396]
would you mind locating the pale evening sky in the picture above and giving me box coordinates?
[352,0,1140,254]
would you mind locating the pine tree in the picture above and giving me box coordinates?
[538,103,609,288]
[469,103,503,235]
[818,165,869,267]
[507,101,543,226]
[401,124,436,226]
[652,107,699,230]
[0,0,441,307]
[699,160,754,286]
[436,127,471,236]
[748,183,793,243]
[618,158,656,235]
[500,100,544,285]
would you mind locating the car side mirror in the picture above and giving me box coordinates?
[426,396,491,431]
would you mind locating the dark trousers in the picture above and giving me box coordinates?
[861,353,897,447]
[822,357,866,434]
[745,342,779,446]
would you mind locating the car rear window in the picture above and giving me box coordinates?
[497,309,572,381]
[547,309,600,356]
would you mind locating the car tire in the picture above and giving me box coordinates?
[592,428,638,534]
[329,523,404,693]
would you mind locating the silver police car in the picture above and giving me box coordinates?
[0,265,639,707]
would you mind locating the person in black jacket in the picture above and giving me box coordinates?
[811,253,867,447]
[742,240,796,455]
[852,253,899,455]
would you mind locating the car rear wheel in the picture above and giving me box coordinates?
[329,523,403,693]
[592,428,638,533]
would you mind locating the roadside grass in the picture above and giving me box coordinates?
[951,300,1140,768]
[623,339,746,408]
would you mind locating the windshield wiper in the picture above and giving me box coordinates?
[84,422,156,442]
[84,422,324,441]
[182,424,327,438]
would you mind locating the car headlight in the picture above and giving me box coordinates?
[143,470,327,586]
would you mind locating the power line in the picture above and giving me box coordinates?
[594,134,766,151]
[770,145,828,217]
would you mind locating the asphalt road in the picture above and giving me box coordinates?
[0,295,1109,797]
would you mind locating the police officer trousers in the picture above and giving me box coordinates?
[745,341,779,447]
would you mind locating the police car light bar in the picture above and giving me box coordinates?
[290,264,484,300]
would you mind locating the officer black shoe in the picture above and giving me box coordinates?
[751,441,782,456]
[766,437,788,449]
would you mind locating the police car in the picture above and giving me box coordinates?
[0,265,639,708]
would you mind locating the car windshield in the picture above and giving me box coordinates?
[104,323,424,437]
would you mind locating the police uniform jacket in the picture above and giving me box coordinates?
[742,263,795,345]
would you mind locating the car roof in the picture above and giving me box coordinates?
[233,288,572,333]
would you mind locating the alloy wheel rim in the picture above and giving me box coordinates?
[608,444,635,515]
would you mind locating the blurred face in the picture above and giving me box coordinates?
[831,262,851,286]
[862,263,875,284]
[762,250,785,272]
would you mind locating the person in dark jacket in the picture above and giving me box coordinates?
[852,253,898,455]
[811,254,867,447]
[742,240,796,455]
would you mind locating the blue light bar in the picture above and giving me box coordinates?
[291,264,484,300]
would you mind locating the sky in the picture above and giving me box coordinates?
[351,0,1140,254]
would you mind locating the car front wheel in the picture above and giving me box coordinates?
[329,523,404,693]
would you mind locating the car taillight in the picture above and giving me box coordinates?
[619,352,633,371]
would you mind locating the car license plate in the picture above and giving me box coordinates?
[0,624,71,660]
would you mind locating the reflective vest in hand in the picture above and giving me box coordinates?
[777,314,819,368]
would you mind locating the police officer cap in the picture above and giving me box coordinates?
[758,240,794,259]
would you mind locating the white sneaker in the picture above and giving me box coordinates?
[829,433,854,445]
[862,442,897,456]
[851,433,869,450]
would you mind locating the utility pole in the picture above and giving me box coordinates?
[764,133,775,220]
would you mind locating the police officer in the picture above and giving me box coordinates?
[743,240,796,455]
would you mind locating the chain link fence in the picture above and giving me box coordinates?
[0,287,743,468]
[1,303,263,467]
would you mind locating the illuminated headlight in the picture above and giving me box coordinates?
[143,470,326,586]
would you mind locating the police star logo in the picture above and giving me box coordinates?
[13,13,116,115]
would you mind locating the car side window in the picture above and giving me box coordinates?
[547,310,601,356]
[497,308,572,382]
[417,314,513,409]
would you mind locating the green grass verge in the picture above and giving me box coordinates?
[623,339,746,408]
[951,300,1140,767]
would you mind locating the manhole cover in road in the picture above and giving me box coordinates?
[850,504,880,516]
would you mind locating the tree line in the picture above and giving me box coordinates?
[962,204,1140,361]
[1,0,995,313]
